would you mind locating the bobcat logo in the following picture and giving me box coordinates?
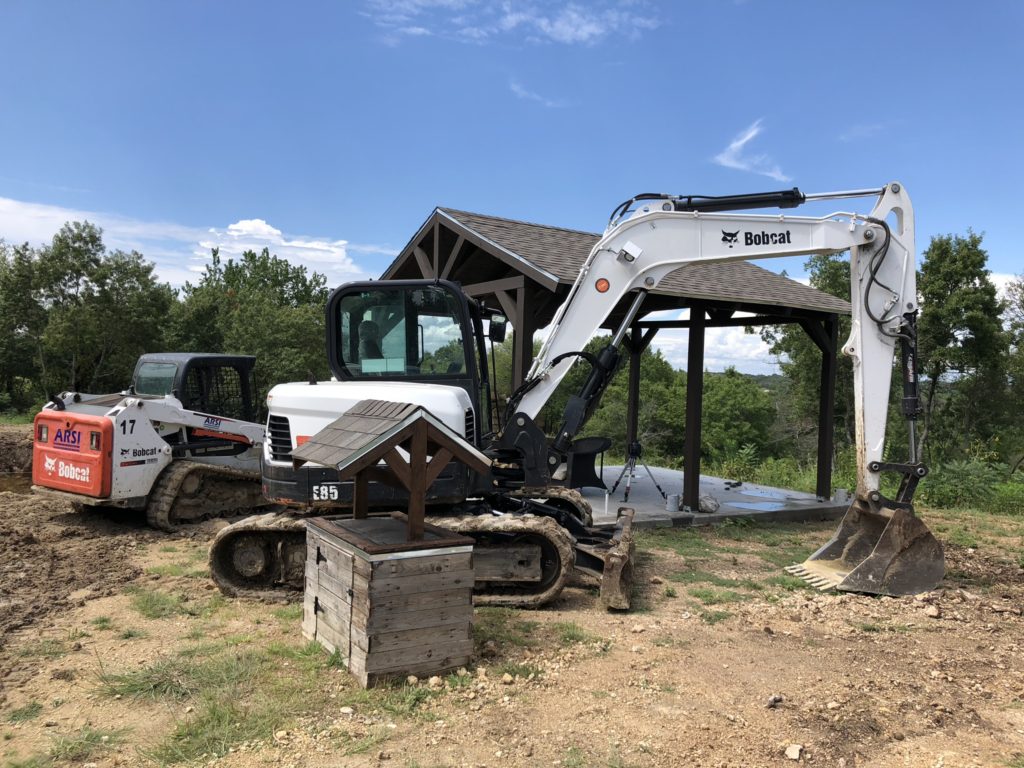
[721,230,740,248]
[44,456,57,474]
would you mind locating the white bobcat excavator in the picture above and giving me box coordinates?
[209,181,943,607]
[33,354,268,530]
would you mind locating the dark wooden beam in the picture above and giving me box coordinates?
[462,276,526,299]
[624,327,658,447]
[440,234,464,279]
[412,245,433,278]
[683,303,706,511]
[815,316,839,499]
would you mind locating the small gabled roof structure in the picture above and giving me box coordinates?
[292,399,490,540]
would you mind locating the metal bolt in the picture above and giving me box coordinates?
[516,417,525,427]
[891,183,901,193]
[907,302,914,309]
[644,277,655,287]
[549,455,558,465]
[863,228,876,241]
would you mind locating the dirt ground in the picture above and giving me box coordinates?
[1,424,1023,768]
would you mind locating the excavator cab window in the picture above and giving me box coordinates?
[333,284,470,379]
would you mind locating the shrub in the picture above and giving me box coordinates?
[983,482,1024,517]
[918,460,1005,509]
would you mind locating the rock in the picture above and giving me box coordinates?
[428,676,444,688]
[274,730,290,741]
[406,675,419,685]
[763,626,774,635]
[925,604,941,619]
[185,705,194,713]
[630,624,645,633]
[456,667,469,677]
[766,694,784,709]
[649,576,664,585]
[501,673,514,685]
[44,720,57,727]
[784,743,803,760]
[476,666,488,679]
[340,706,355,715]
[377,750,390,760]
[826,701,841,710]
[698,494,720,513]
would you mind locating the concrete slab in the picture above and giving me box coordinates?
[585,464,850,528]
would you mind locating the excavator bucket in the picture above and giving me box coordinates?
[786,499,944,597]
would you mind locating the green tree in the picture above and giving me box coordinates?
[700,367,776,462]
[761,252,854,448]
[31,222,174,396]
[169,248,331,399]
[916,231,1008,459]
[0,242,45,409]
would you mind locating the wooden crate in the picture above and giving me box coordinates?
[303,515,475,687]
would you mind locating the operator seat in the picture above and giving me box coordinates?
[358,320,384,360]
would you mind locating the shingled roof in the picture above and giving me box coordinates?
[431,208,851,315]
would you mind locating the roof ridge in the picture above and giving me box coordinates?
[438,207,600,239]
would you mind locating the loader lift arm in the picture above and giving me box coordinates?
[500,182,942,596]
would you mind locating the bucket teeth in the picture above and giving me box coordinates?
[785,563,842,591]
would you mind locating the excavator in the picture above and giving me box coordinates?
[209,181,944,607]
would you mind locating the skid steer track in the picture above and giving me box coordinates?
[146,460,266,531]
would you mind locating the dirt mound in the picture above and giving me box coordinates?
[0,491,150,689]
[0,425,32,473]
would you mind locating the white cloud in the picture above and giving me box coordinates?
[509,78,566,108]
[713,119,791,183]
[0,196,383,288]
[364,1,659,46]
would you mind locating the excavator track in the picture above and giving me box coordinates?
[507,486,594,526]
[145,460,265,532]
[208,502,580,607]
[208,510,308,600]
[429,514,575,608]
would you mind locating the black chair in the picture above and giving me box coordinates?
[566,436,612,490]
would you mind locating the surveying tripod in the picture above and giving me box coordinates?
[608,440,667,503]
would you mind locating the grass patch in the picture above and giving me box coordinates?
[49,726,125,762]
[552,621,595,645]
[563,746,588,768]
[688,587,748,605]
[90,616,113,630]
[663,586,677,598]
[699,609,732,625]
[272,604,304,622]
[119,628,146,640]
[6,702,42,723]
[16,638,67,660]
[762,574,814,592]
[473,607,538,653]
[127,587,185,619]
[638,528,721,559]
[496,662,543,680]
[339,726,390,756]
[102,639,338,764]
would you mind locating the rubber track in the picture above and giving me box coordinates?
[145,460,263,532]
[506,486,594,525]
[430,514,576,608]
[209,506,578,608]
[208,510,307,600]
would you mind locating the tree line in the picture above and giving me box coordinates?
[2,221,1021,508]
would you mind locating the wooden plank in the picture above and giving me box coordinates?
[407,420,428,540]
[365,569,475,597]
[473,544,542,582]
[357,587,474,618]
[305,536,354,588]
[423,446,452,488]
[363,604,473,634]
[413,246,433,278]
[382,447,412,491]
[354,551,472,580]
[355,623,472,655]
[358,638,474,674]
[314,620,347,656]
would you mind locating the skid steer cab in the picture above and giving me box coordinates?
[32,354,266,521]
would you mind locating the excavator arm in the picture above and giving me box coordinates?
[503,182,942,596]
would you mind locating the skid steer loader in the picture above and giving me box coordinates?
[209,181,943,608]
[33,353,269,530]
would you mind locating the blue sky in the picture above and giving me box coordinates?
[1,1,1021,373]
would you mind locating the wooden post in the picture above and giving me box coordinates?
[512,287,536,389]
[407,421,428,540]
[353,473,369,519]
[624,327,657,449]
[683,303,706,511]
[816,316,839,500]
